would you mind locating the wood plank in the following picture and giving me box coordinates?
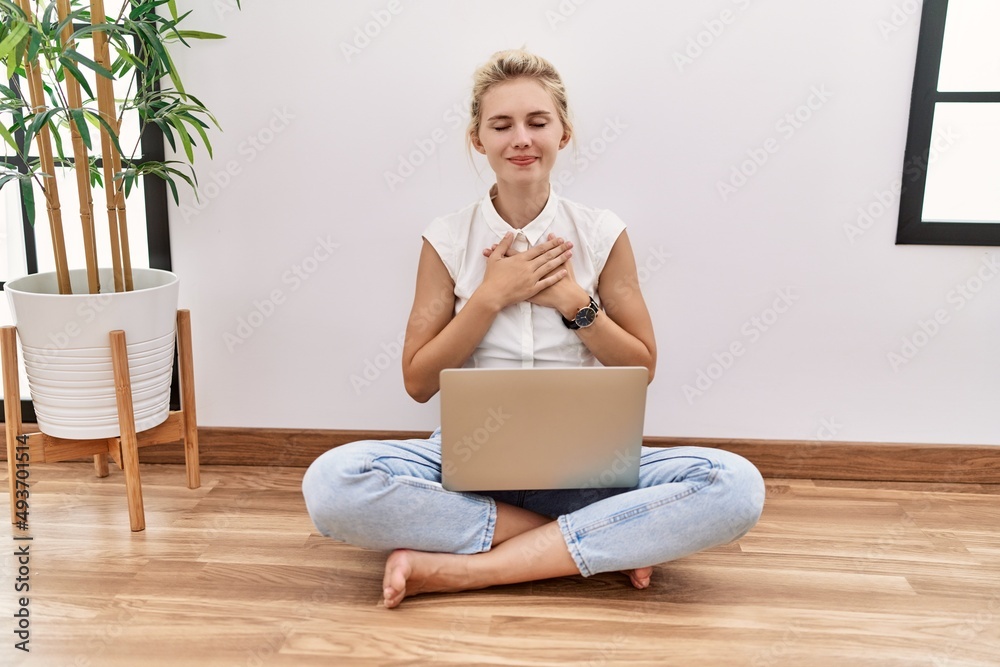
[1,425,999,483]
[1,464,998,666]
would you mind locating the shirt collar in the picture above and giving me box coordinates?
[481,184,559,247]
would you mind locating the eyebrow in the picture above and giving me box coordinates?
[486,111,553,122]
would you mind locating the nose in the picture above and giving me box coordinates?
[512,123,531,148]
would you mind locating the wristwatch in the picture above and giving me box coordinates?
[562,297,600,330]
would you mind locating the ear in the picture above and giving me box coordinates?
[470,130,487,155]
[559,129,571,150]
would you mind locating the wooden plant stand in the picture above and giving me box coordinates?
[2,309,200,532]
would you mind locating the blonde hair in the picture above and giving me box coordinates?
[466,49,574,153]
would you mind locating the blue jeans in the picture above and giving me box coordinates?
[302,428,765,576]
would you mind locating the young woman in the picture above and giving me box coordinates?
[302,50,765,609]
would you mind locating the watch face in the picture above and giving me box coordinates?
[574,307,597,328]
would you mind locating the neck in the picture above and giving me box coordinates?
[491,180,551,229]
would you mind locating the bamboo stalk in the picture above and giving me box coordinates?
[89,0,125,292]
[57,0,100,295]
[98,0,133,291]
[17,0,72,295]
[112,152,132,290]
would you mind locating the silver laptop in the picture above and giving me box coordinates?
[440,367,647,492]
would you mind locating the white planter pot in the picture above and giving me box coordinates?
[4,268,180,439]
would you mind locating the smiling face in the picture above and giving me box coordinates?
[471,77,571,189]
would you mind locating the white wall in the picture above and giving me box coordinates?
[167,0,1000,445]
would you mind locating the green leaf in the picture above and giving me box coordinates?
[0,21,29,61]
[24,108,59,147]
[135,21,170,73]
[63,48,115,80]
[82,109,124,155]
[155,119,177,152]
[0,22,29,79]
[89,159,103,187]
[58,55,96,99]
[180,113,212,159]
[20,177,34,227]
[0,0,27,18]
[170,30,225,40]
[26,23,41,63]
[69,108,91,150]
[40,2,56,34]
[164,174,178,204]
[49,118,66,161]
[171,115,194,161]
[0,123,17,152]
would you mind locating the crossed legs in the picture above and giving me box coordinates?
[381,502,652,609]
[302,437,763,609]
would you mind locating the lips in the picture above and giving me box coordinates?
[508,156,537,166]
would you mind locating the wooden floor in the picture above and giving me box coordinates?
[2,462,999,667]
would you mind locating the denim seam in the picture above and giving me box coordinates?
[376,469,498,555]
[480,497,498,553]
[370,455,440,474]
[571,464,720,539]
[557,514,593,577]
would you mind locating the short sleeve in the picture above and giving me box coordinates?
[592,210,627,277]
[421,216,460,282]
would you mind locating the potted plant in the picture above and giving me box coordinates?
[0,0,234,438]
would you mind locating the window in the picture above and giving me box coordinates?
[896,0,1000,245]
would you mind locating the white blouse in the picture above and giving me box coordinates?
[422,187,626,368]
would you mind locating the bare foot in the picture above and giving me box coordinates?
[381,549,471,609]
[382,549,418,609]
[623,566,653,589]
